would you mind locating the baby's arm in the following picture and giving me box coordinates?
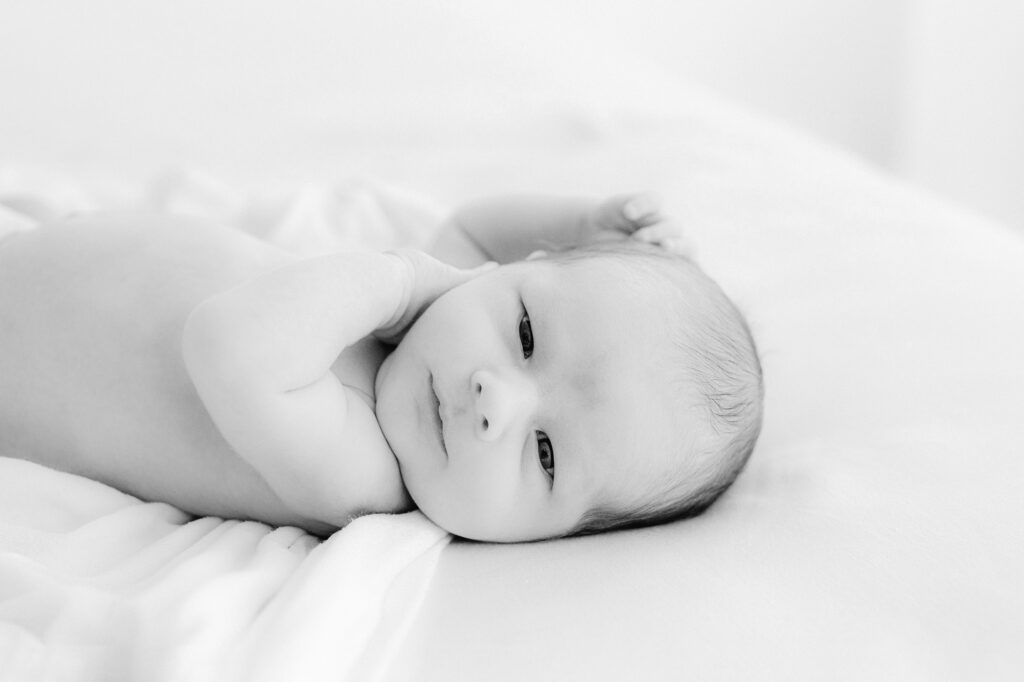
[429,194,662,267]
[182,253,412,523]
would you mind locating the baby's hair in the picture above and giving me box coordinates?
[542,240,763,537]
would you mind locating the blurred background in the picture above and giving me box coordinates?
[2,0,1022,230]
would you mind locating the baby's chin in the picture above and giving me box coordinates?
[371,355,413,464]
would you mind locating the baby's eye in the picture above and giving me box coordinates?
[518,309,534,359]
[537,431,555,479]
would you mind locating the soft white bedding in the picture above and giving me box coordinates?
[0,177,453,682]
[2,3,1023,680]
[0,459,448,682]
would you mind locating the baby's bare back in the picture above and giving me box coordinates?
[0,213,337,529]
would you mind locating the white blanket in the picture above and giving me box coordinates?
[3,6,1023,675]
[0,174,451,682]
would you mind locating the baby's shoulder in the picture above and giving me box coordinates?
[10,211,293,308]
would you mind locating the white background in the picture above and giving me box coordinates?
[2,0,1022,229]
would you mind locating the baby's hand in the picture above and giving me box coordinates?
[582,194,689,255]
[375,250,497,344]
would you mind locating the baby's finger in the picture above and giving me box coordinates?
[659,236,695,257]
[632,221,683,244]
[592,193,662,234]
[621,194,661,226]
[632,222,695,257]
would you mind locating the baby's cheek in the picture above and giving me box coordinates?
[408,470,473,531]
[455,463,527,520]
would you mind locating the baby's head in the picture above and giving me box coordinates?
[374,241,763,542]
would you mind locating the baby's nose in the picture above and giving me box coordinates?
[470,368,535,443]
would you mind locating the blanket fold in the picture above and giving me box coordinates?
[0,173,452,682]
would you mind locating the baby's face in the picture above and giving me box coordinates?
[374,258,692,542]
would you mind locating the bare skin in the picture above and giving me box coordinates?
[0,195,671,537]
[0,213,387,533]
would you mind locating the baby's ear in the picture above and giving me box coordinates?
[526,249,548,261]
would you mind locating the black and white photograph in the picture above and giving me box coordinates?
[1,2,1021,680]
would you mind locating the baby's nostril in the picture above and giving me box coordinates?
[482,418,489,430]
[475,383,482,394]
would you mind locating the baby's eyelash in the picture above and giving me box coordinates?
[537,431,555,480]
[518,307,534,359]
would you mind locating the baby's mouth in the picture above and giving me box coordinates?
[429,373,448,459]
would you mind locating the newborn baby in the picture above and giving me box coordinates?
[0,194,762,542]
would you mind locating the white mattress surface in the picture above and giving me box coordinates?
[1,4,1022,679]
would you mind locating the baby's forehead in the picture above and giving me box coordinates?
[518,252,738,520]
[524,260,665,345]
[537,331,697,503]
[521,255,698,405]
[522,255,684,322]
[578,389,699,515]
[545,253,672,288]
[507,255,710,501]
